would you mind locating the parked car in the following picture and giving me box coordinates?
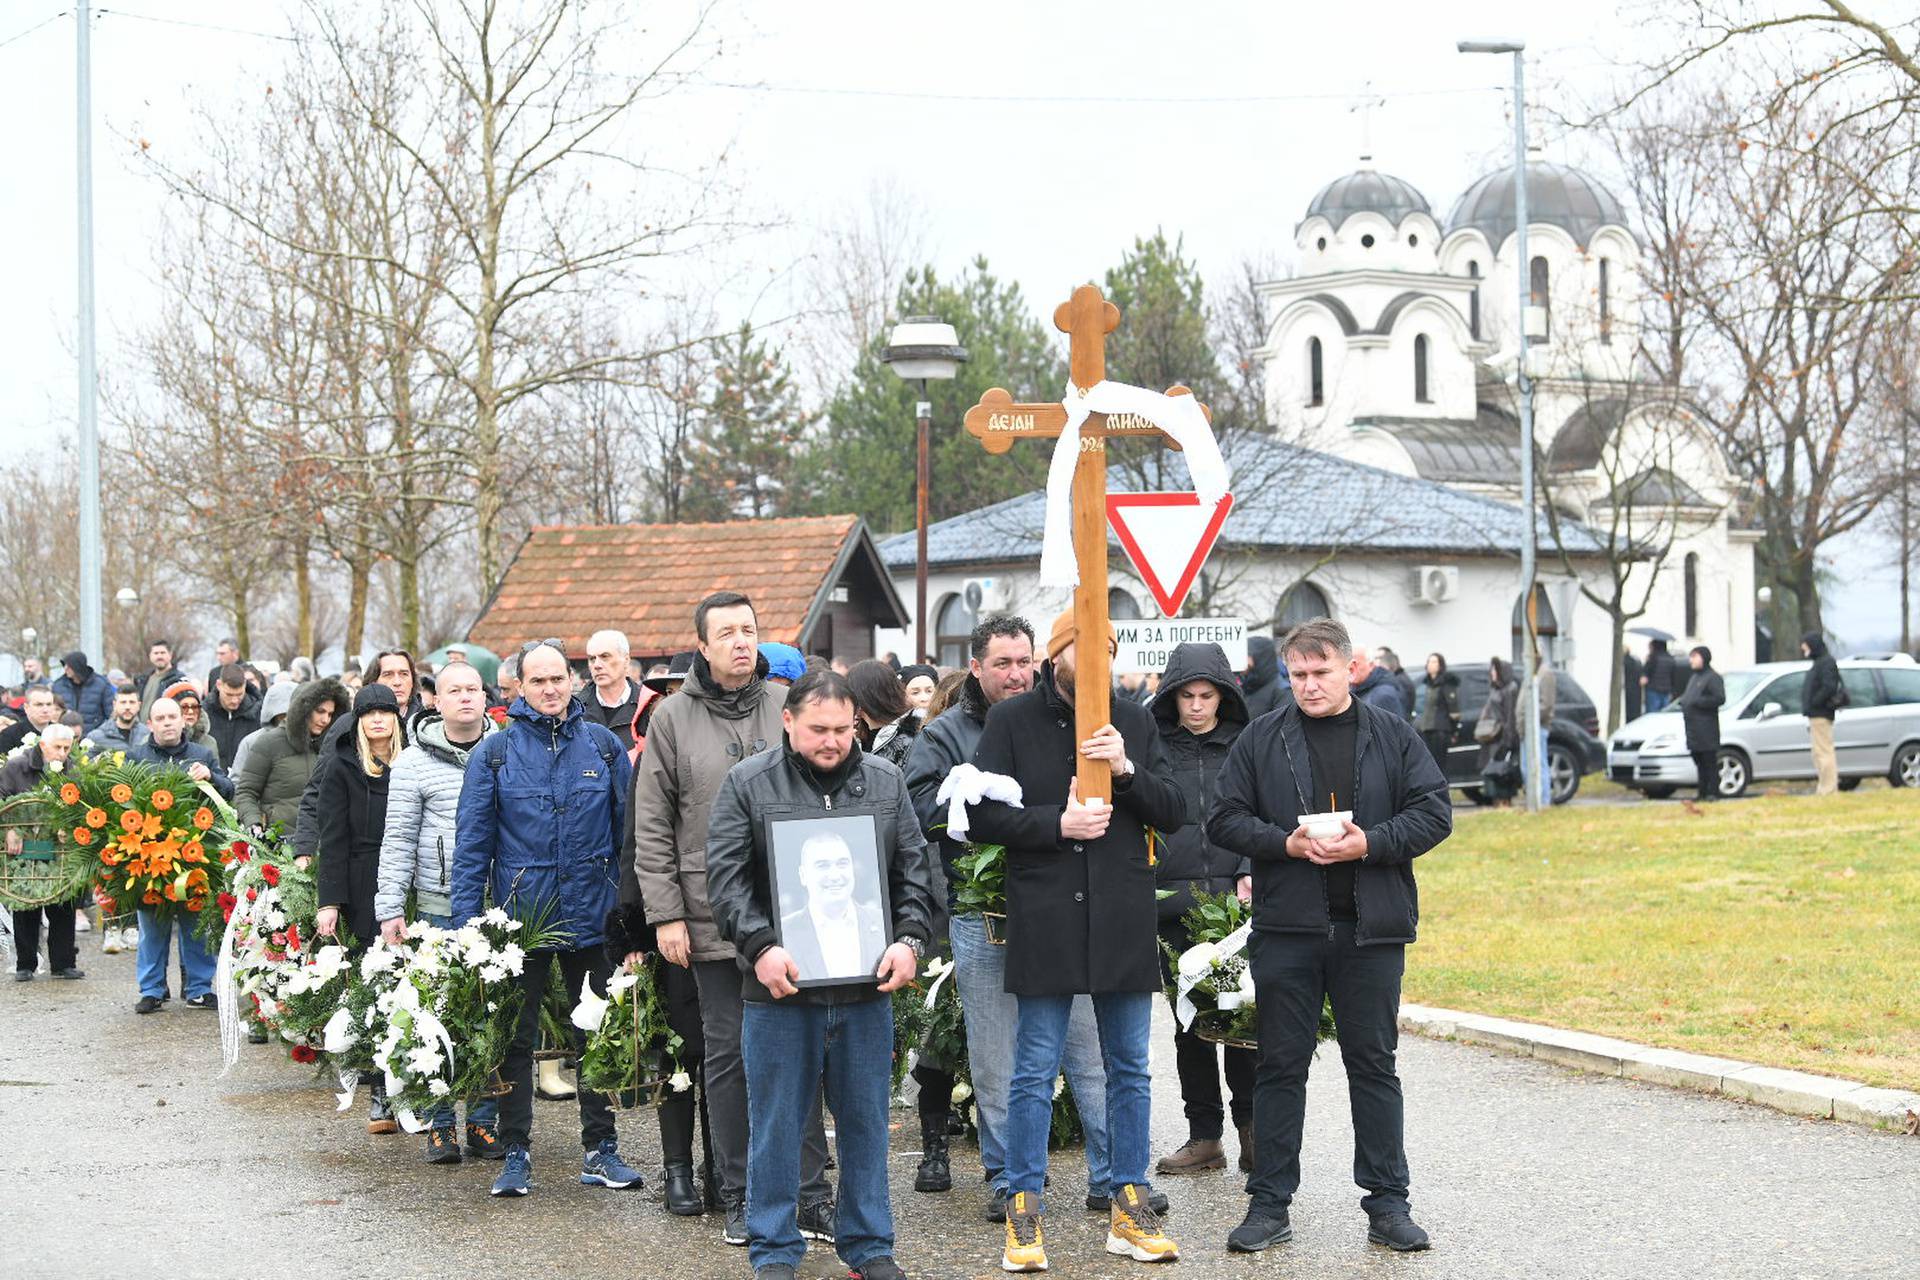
[1417,666,1605,805]
[1607,659,1920,798]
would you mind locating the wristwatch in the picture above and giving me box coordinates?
[900,935,925,959]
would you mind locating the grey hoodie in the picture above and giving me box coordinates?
[372,712,496,922]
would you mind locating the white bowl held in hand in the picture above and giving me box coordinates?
[1298,810,1352,841]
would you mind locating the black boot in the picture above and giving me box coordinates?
[914,1112,952,1193]
[658,1088,703,1216]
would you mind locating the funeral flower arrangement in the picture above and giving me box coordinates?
[1167,891,1333,1047]
[572,954,689,1104]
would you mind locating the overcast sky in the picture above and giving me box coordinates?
[0,0,1907,648]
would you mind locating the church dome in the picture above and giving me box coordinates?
[1301,167,1432,232]
[1445,160,1631,250]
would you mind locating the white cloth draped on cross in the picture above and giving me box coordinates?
[1039,379,1232,588]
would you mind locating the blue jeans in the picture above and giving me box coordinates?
[742,996,895,1272]
[1539,730,1553,806]
[1645,690,1672,713]
[950,913,1111,1194]
[1005,990,1152,1207]
[136,908,216,1000]
[421,911,497,1131]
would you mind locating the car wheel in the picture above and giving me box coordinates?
[1837,777,1862,792]
[1891,742,1920,789]
[1715,749,1750,799]
[1641,785,1676,800]
[1549,744,1580,805]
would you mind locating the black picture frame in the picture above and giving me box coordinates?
[764,808,891,989]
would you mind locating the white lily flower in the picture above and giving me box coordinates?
[669,1071,693,1093]
[950,1081,973,1105]
[310,945,350,984]
[322,1007,357,1054]
[607,969,639,997]
[571,982,610,1032]
[1176,941,1220,978]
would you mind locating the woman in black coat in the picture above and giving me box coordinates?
[1676,646,1726,801]
[314,683,406,1132]
[1416,653,1460,770]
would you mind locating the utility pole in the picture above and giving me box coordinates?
[76,4,104,662]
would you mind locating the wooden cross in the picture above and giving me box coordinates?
[962,283,1211,803]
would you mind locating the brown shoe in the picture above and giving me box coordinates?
[1154,1137,1225,1174]
[1237,1124,1254,1173]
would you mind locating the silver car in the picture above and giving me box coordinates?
[1608,658,1920,798]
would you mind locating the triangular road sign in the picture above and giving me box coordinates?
[1106,491,1235,618]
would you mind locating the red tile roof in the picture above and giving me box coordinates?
[467,515,868,659]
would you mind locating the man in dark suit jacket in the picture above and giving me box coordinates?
[779,830,889,980]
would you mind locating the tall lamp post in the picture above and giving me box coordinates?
[1459,37,1544,811]
[882,318,969,663]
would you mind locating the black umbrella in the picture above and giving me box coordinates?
[1627,626,1676,642]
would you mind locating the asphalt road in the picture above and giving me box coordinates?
[3,942,1915,1280]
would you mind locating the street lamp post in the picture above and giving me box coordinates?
[882,318,969,663]
[1459,37,1543,811]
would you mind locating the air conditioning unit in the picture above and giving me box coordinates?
[1409,565,1459,606]
[963,577,1012,614]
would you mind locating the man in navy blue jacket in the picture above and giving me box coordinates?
[452,640,643,1201]
[1208,617,1452,1258]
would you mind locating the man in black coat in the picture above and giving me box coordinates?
[966,609,1186,1271]
[1148,643,1255,1179]
[204,664,262,769]
[1641,639,1677,712]
[1676,646,1726,801]
[1621,647,1644,723]
[1207,617,1452,1257]
[1800,631,1845,795]
[1240,636,1287,720]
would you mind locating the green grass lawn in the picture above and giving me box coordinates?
[1408,787,1920,1090]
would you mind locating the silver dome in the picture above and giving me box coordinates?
[1445,161,1631,250]
[1301,168,1432,233]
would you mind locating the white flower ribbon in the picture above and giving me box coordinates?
[215,891,248,1075]
[921,955,956,1011]
[934,763,1023,844]
[1039,379,1231,588]
[1174,920,1252,1031]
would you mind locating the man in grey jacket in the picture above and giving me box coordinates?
[630,591,833,1246]
[374,661,500,1162]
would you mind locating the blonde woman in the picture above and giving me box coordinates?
[315,682,407,1132]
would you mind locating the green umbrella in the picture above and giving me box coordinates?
[423,641,501,686]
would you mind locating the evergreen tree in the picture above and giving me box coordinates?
[799,258,1064,532]
[1101,230,1223,489]
[683,323,812,521]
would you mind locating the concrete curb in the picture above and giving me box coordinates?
[1399,1003,1920,1133]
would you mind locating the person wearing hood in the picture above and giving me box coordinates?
[1241,636,1288,720]
[629,592,834,1245]
[453,640,645,1200]
[1676,647,1726,801]
[1800,631,1846,795]
[204,664,262,768]
[236,677,347,835]
[901,615,1121,1220]
[1415,654,1460,770]
[1346,645,1407,716]
[759,642,807,687]
[582,629,644,749]
[1641,639,1677,712]
[231,679,295,778]
[51,651,112,735]
[128,699,229,1014]
[1149,643,1256,1180]
[374,661,503,1161]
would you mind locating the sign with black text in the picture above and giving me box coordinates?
[1112,616,1248,675]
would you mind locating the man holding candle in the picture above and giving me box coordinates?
[1207,617,1452,1258]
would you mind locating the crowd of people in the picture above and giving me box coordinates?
[3,603,1461,1279]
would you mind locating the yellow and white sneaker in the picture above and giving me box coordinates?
[1002,1190,1049,1272]
[1107,1183,1180,1263]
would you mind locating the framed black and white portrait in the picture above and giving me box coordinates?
[767,810,890,988]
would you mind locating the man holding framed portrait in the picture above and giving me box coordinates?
[705,669,937,1280]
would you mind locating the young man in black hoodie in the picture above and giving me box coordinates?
[1208,617,1452,1257]
[1149,643,1256,1178]
[1800,632,1845,795]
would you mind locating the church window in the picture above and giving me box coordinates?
[934,592,975,669]
[1308,337,1324,407]
[1684,553,1700,637]
[1109,587,1144,621]
[1599,257,1612,344]
[1276,581,1332,633]
[1316,237,1327,251]
[1361,234,1376,248]
[1467,261,1481,338]
[1530,256,1551,344]
[1414,335,1431,403]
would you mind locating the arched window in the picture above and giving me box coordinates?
[1598,257,1612,344]
[1108,587,1144,621]
[1307,337,1324,407]
[1684,552,1700,637]
[934,592,976,669]
[1413,334,1431,403]
[1467,260,1481,339]
[1529,256,1551,344]
[1275,581,1332,634]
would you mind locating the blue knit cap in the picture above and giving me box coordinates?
[758,642,806,682]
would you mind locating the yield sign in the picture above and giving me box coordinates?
[1105,491,1235,618]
